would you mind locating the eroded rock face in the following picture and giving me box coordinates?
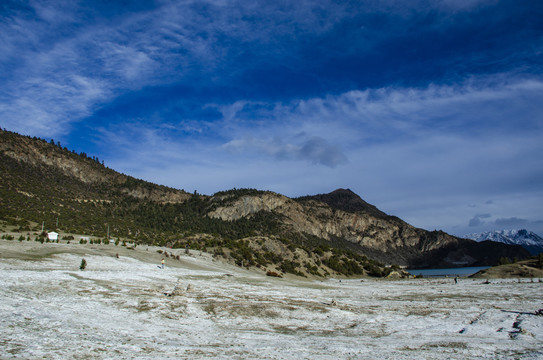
[204,191,527,267]
[208,193,451,254]
[120,187,190,203]
[209,193,290,220]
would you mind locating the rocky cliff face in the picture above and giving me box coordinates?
[209,193,291,220]
[207,190,529,267]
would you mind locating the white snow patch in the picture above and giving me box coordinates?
[1,246,542,359]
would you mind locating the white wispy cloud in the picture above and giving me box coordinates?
[1,73,109,136]
[214,75,543,157]
[102,74,543,174]
[1,0,542,236]
[3,0,540,139]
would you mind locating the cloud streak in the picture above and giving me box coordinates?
[223,135,348,167]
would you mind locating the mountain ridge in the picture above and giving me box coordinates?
[466,229,543,255]
[0,128,530,275]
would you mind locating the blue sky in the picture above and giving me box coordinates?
[1,0,543,237]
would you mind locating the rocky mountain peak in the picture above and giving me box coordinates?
[297,188,389,218]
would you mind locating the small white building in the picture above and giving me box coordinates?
[47,232,58,241]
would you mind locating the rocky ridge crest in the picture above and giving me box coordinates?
[206,189,528,267]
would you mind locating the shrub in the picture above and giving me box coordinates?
[279,260,303,276]
[537,253,543,269]
[80,258,87,270]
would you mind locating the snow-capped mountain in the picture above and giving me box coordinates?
[466,229,543,255]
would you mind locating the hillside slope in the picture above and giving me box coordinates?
[0,129,529,275]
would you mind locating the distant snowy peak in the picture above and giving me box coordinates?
[466,229,543,255]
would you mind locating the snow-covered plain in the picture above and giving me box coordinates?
[1,241,542,359]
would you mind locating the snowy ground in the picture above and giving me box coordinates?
[1,241,542,359]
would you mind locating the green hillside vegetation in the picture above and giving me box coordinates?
[3,128,528,277]
[0,129,396,278]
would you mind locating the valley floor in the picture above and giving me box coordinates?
[1,240,542,359]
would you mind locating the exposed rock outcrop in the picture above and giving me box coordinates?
[207,190,529,267]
